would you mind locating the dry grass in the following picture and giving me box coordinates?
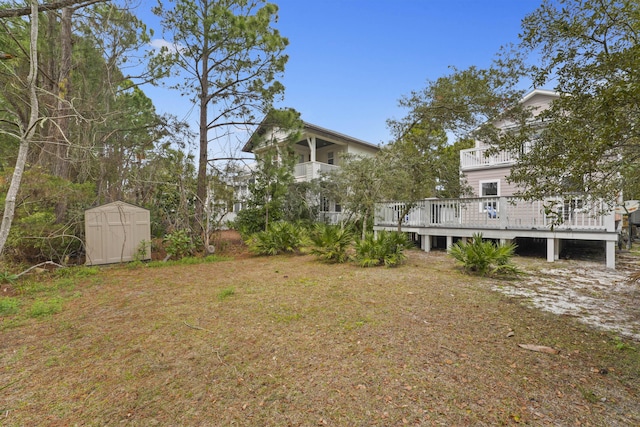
[1,243,639,426]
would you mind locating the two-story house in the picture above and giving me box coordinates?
[374,89,619,268]
[241,119,380,223]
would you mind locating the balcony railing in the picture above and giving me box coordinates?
[459,147,518,170]
[459,141,536,170]
[375,196,615,232]
[294,161,339,181]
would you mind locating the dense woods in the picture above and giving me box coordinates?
[0,0,286,263]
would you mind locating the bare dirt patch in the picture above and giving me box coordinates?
[493,257,640,341]
[1,249,639,426]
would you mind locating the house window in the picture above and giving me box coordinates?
[335,203,341,213]
[479,180,499,213]
[560,197,585,221]
[321,197,330,212]
[327,151,334,165]
[298,153,305,163]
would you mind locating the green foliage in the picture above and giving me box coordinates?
[218,287,235,301]
[163,230,196,260]
[29,297,63,318]
[53,266,99,279]
[134,240,151,262]
[354,231,409,268]
[137,255,230,269]
[612,336,636,352]
[235,110,305,236]
[0,297,20,316]
[309,224,353,264]
[326,155,387,240]
[1,169,95,264]
[448,234,521,277]
[246,221,308,256]
[235,206,273,239]
[0,271,18,285]
[151,0,290,232]
[494,0,640,203]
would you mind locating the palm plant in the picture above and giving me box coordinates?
[246,221,308,255]
[309,224,353,263]
[354,230,409,268]
[448,233,521,276]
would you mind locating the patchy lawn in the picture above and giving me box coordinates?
[1,247,639,426]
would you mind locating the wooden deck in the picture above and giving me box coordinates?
[374,196,618,268]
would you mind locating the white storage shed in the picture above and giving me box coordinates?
[84,201,151,265]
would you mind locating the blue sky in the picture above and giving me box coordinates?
[144,0,542,157]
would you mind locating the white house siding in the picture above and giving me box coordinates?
[346,143,379,157]
[463,166,517,198]
[317,145,345,164]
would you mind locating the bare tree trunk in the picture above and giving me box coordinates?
[361,209,368,240]
[195,2,210,241]
[54,7,72,180]
[0,0,39,257]
[39,6,72,183]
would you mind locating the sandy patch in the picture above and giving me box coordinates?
[493,258,640,341]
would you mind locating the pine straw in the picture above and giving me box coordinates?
[1,251,639,426]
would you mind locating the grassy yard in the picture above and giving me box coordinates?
[1,249,639,426]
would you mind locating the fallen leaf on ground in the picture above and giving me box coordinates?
[517,344,560,354]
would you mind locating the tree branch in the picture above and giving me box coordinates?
[0,0,106,18]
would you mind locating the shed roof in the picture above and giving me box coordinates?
[85,200,148,213]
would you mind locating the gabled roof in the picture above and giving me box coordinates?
[520,89,560,104]
[242,117,379,153]
[519,88,560,104]
[85,200,148,213]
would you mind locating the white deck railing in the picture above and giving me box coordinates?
[318,211,348,225]
[459,147,517,170]
[294,161,339,181]
[460,143,534,170]
[375,196,615,232]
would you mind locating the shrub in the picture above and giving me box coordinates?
[234,207,273,239]
[354,231,409,268]
[163,230,195,260]
[448,233,521,277]
[0,169,94,264]
[309,224,353,263]
[246,221,307,255]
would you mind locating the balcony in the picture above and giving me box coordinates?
[459,146,520,171]
[293,161,339,181]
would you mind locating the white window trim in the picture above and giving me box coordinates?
[479,179,500,213]
[327,151,334,165]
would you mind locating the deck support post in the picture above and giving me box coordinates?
[606,240,616,269]
[546,238,557,262]
[460,237,467,244]
[422,235,431,252]
[446,235,453,250]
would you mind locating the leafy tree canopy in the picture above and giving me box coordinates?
[382,66,516,225]
[495,0,640,204]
